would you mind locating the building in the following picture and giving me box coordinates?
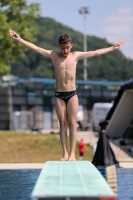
[0,78,123,130]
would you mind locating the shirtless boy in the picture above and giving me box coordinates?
[9,30,124,161]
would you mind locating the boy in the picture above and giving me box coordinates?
[9,30,124,161]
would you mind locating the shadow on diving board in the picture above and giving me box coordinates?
[31,161,116,200]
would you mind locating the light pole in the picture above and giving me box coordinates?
[79,7,90,80]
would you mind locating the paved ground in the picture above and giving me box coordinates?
[0,162,133,169]
[0,131,133,169]
[0,163,44,169]
[77,131,133,168]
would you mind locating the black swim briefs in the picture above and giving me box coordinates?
[55,90,77,104]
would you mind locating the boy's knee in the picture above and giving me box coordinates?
[68,121,76,130]
[60,121,67,129]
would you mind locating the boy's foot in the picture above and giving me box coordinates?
[68,153,76,161]
[60,153,69,161]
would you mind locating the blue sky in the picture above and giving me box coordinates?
[27,0,133,59]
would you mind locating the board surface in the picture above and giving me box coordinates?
[32,161,115,198]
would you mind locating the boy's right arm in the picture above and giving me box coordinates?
[8,30,52,58]
[76,40,125,60]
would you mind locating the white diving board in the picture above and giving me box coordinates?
[31,161,116,200]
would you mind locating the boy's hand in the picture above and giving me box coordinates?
[113,40,125,50]
[8,29,20,41]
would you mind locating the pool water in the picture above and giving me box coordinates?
[0,168,133,200]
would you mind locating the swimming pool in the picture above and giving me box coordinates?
[0,168,132,200]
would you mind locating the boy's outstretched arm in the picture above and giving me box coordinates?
[77,40,125,60]
[8,30,52,58]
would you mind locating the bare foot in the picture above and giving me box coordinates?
[68,153,76,161]
[60,153,69,161]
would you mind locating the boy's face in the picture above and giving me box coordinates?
[58,42,73,57]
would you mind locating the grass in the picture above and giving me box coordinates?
[0,131,93,163]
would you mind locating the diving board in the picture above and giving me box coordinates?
[105,79,133,138]
[31,161,116,200]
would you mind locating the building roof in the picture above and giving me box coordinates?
[4,77,124,87]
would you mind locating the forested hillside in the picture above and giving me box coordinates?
[11,17,133,81]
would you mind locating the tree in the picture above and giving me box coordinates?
[0,0,40,75]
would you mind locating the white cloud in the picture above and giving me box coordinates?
[103,8,133,59]
[118,8,132,15]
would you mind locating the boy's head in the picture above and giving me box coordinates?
[58,34,73,57]
[59,34,73,45]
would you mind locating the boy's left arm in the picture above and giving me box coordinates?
[77,40,125,60]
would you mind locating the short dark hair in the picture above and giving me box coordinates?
[59,34,73,44]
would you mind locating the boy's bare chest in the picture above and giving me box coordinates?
[54,57,76,71]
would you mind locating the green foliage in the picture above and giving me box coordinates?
[10,17,133,81]
[0,0,40,75]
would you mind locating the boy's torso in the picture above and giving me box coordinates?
[51,51,78,92]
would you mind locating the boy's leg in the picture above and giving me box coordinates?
[67,95,78,161]
[55,97,68,160]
